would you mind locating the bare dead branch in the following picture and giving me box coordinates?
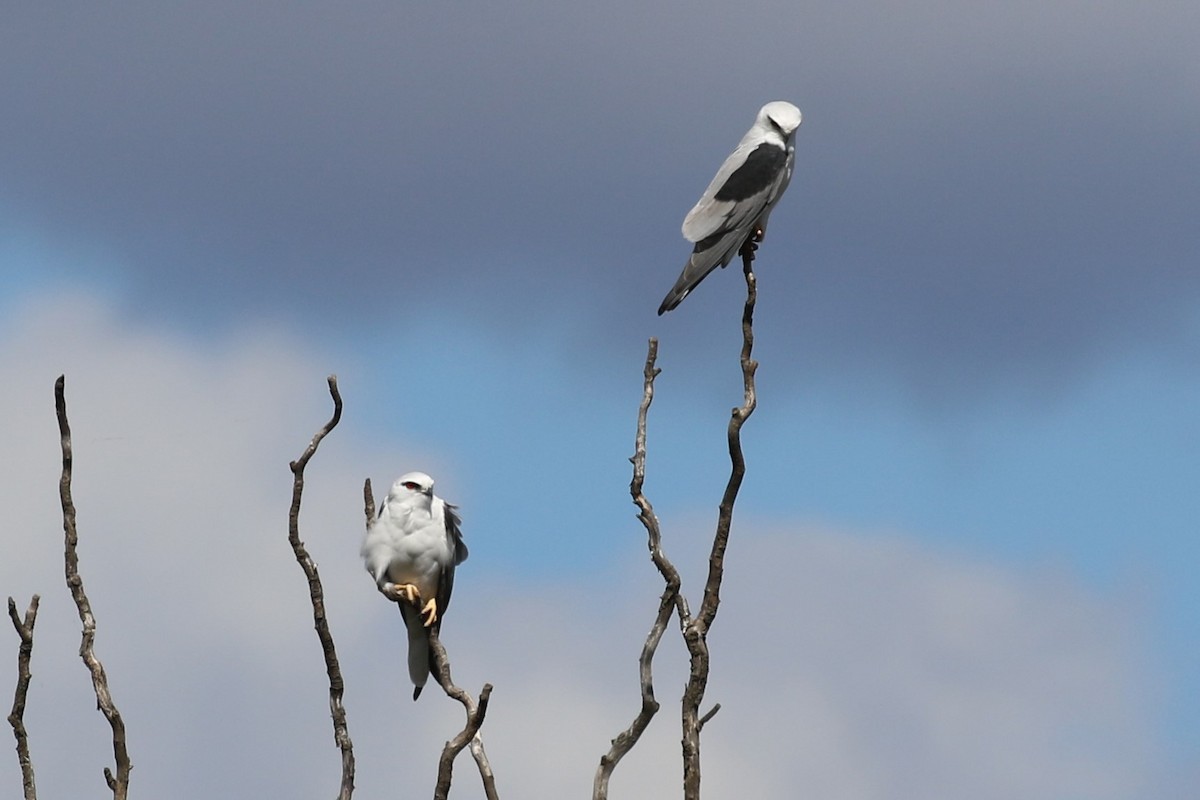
[428,631,498,800]
[696,703,721,732]
[362,478,376,526]
[287,375,355,800]
[7,595,40,800]
[697,243,758,633]
[594,338,687,800]
[468,734,500,800]
[680,243,760,799]
[629,340,689,623]
[594,588,676,800]
[54,375,132,799]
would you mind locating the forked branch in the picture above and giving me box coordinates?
[594,338,686,800]
[429,634,498,800]
[288,375,355,800]
[54,375,132,799]
[7,595,40,800]
[679,243,760,798]
[604,241,760,799]
[697,243,759,632]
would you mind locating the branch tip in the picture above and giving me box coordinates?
[7,594,40,800]
[55,375,131,799]
[287,377,354,799]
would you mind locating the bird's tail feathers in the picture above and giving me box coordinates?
[658,233,743,314]
[400,605,431,700]
[657,266,697,315]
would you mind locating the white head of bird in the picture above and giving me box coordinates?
[386,471,435,509]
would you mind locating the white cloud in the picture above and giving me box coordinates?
[0,293,1170,798]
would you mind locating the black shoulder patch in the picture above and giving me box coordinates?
[714,143,787,202]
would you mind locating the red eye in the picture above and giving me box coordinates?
[402,481,420,491]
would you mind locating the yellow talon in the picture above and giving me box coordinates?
[420,598,439,628]
[385,583,421,605]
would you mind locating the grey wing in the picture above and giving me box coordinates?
[659,143,791,314]
[433,503,468,630]
[682,142,790,243]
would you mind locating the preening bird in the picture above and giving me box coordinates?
[658,101,803,315]
[362,471,469,700]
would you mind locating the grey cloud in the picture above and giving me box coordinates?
[0,299,1176,797]
[1,1,1197,400]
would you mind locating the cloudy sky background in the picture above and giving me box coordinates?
[2,2,1197,797]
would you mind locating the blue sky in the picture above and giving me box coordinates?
[2,2,1197,797]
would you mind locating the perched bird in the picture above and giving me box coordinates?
[658,101,803,315]
[362,471,469,700]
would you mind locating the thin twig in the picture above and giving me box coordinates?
[7,595,40,800]
[697,703,721,732]
[288,375,355,800]
[55,375,132,799]
[594,339,686,800]
[429,631,497,800]
[680,243,759,799]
